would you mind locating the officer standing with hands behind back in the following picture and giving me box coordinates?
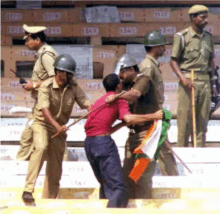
[170,5,217,147]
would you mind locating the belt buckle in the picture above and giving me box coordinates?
[184,72,198,80]
[194,73,198,79]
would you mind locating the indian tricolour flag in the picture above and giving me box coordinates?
[129,108,171,182]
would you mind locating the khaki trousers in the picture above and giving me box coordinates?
[16,118,34,161]
[17,117,69,161]
[17,102,36,161]
[123,131,178,199]
[157,138,178,176]
[23,120,66,199]
[177,80,211,147]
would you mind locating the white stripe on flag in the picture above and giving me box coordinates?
[141,120,162,159]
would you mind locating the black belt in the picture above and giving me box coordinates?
[181,68,202,72]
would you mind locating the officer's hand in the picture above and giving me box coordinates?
[181,77,195,90]
[56,125,69,135]
[154,110,163,120]
[22,81,34,91]
[106,94,116,103]
[212,87,218,97]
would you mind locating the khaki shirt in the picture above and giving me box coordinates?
[129,74,160,128]
[31,43,58,98]
[171,26,214,73]
[34,77,90,126]
[138,54,164,108]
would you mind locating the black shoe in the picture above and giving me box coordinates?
[22,191,35,202]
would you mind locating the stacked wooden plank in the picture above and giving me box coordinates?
[1,5,220,117]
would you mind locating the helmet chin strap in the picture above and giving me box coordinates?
[66,72,74,84]
[66,72,71,84]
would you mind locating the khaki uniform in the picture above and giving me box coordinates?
[17,43,57,160]
[171,26,213,147]
[24,77,89,198]
[123,72,177,199]
[139,54,178,176]
[31,43,58,98]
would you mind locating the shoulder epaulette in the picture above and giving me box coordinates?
[174,28,189,52]
[137,73,144,78]
[174,28,188,37]
[42,46,56,57]
[138,57,151,71]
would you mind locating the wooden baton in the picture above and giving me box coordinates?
[191,69,197,148]
[52,91,127,138]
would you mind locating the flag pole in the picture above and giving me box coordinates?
[110,122,192,174]
[164,141,192,174]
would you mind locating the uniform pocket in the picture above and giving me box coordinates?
[185,47,200,59]
[63,96,75,115]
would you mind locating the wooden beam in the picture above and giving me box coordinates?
[90,36,102,45]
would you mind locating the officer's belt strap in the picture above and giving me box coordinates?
[183,72,210,80]
[181,68,203,72]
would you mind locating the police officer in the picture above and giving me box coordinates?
[170,5,217,147]
[112,54,157,198]
[22,54,90,202]
[17,24,58,161]
[139,30,178,176]
[108,52,175,199]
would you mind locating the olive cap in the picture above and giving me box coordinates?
[144,30,169,47]
[188,5,209,15]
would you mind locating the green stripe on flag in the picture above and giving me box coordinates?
[154,108,172,160]
[134,153,149,160]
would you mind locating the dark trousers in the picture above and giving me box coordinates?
[84,136,128,208]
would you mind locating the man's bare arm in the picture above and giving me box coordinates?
[22,80,44,91]
[123,110,163,126]
[110,110,163,134]
[106,89,141,104]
